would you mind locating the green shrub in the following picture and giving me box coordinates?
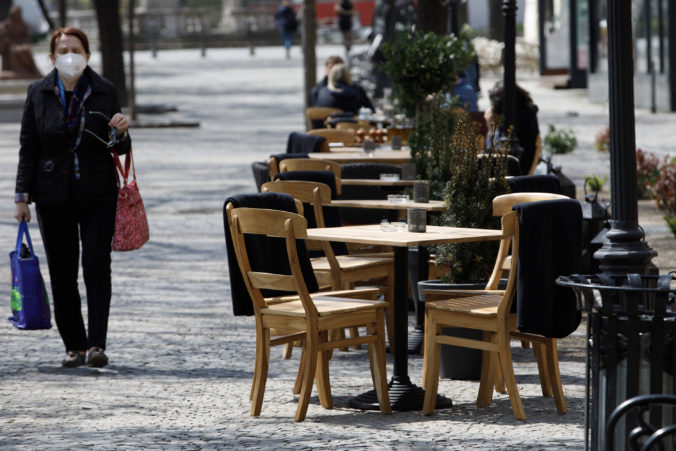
[544,124,577,154]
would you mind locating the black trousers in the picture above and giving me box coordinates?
[36,198,116,352]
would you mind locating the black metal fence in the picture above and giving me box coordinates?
[557,273,676,451]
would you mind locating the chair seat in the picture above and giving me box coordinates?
[262,297,385,317]
[427,293,503,316]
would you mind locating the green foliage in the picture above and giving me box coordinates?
[435,115,511,284]
[380,31,474,117]
[408,96,459,201]
[665,215,676,239]
[584,175,607,192]
[544,124,577,154]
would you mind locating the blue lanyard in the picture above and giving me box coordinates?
[56,76,88,179]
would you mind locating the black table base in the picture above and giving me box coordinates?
[349,377,452,411]
[407,326,425,354]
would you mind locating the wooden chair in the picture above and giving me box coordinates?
[308,128,358,146]
[335,120,370,132]
[278,158,343,195]
[306,107,342,130]
[421,209,525,419]
[490,192,568,412]
[226,204,391,421]
[262,179,396,349]
[422,192,571,420]
[527,134,542,175]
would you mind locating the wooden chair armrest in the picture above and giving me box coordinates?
[266,287,382,304]
[421,289,504,302]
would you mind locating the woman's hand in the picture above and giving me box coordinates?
[14,202,30,223]
[109,113,129,134]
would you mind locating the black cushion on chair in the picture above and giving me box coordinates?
[512,198,582,338]
[508,175,561,194]
[223,192,320,316]
[339,163,402,224]
[286,132,326,154]
[274,170,349,256]
[251,161,271,192]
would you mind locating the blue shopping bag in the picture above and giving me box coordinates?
[8,220,51,330]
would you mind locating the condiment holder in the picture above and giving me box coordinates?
[387,194,409,203]
[380,173,400,181]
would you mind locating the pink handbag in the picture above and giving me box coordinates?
[112,149,149,251]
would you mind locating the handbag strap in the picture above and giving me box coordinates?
[113,148,136,188]
[16,219,35,258]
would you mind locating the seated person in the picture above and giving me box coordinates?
[315,63,363,115]
[448,71,478,112]
[310,55,374,111]
[484,81,539,175]
[0,6,41,79]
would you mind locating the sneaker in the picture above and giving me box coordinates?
[62,350,86,368]
[87,347,108,368]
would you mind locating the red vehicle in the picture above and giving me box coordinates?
[315,0,376,28]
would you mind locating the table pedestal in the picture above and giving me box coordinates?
[349,377,453,411]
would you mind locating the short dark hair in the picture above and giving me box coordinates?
[488,80,534,114]
[50,27,90,55]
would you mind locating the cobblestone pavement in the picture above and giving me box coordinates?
[0,45,673,450]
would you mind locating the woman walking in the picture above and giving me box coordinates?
[335,0,354,53]
[14,27,131,368]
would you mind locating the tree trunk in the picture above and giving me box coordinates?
[36,0,55,30]
[302,0,317,109]
[490,0,505,41]
[417,0,447,34]
[58,0,67,28]
[93,0,127,107]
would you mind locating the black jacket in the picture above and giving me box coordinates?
[315,82,365,114]
[310,76,374,112]
[15,67,131,207]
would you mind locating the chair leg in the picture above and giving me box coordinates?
[494,347,506,395]
[533,341,553,397]
[315,331,333,409]
[477,332,496,407]
[282,342,293,359]
[545,338,567,414]
[367,316,391,414]
[293,342,307,395]
[251,327,271,417]
[422,313,441,415]
[497,333,526,420]
[349,326,362,349]
[331,328,349,352]
[421,310,428,389]
[295,331,318,422]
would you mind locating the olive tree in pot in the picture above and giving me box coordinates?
[418,114,511,379]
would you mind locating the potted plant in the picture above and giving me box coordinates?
[418,113,511,379]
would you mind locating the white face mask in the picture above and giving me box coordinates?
[54,53,87,80]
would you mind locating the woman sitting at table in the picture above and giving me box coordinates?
[315,63,362,115]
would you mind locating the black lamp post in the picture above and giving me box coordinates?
[593,0,656,273]
[500,0,524,161]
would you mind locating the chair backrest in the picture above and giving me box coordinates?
[488,210,520,321]
[527,134,542,175]
[306,107,342,130]
[506,174,561,195]
[267,152,308,179]
[286,132,328,154]
[223,192,318,316]
[307,128,357,146]
[279,158,342,194]
[261,180,343,286]
[228,206,319,319]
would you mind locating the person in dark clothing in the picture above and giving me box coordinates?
[315,63,363,114]
[310,56,374,111]
[14,27,131,369]
[274,0,297,58]
[335,0,354,53]
[484,80,540,175]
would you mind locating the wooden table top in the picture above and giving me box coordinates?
[307,224,504,247]
[308,150,411,165]
[328,199,445,211]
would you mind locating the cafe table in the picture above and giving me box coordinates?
[306,224,504,411]
[339,179,423,187]
[328,199,445,211]
[308,150,411,165]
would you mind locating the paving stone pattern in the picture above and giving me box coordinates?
[0,45,673,450]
